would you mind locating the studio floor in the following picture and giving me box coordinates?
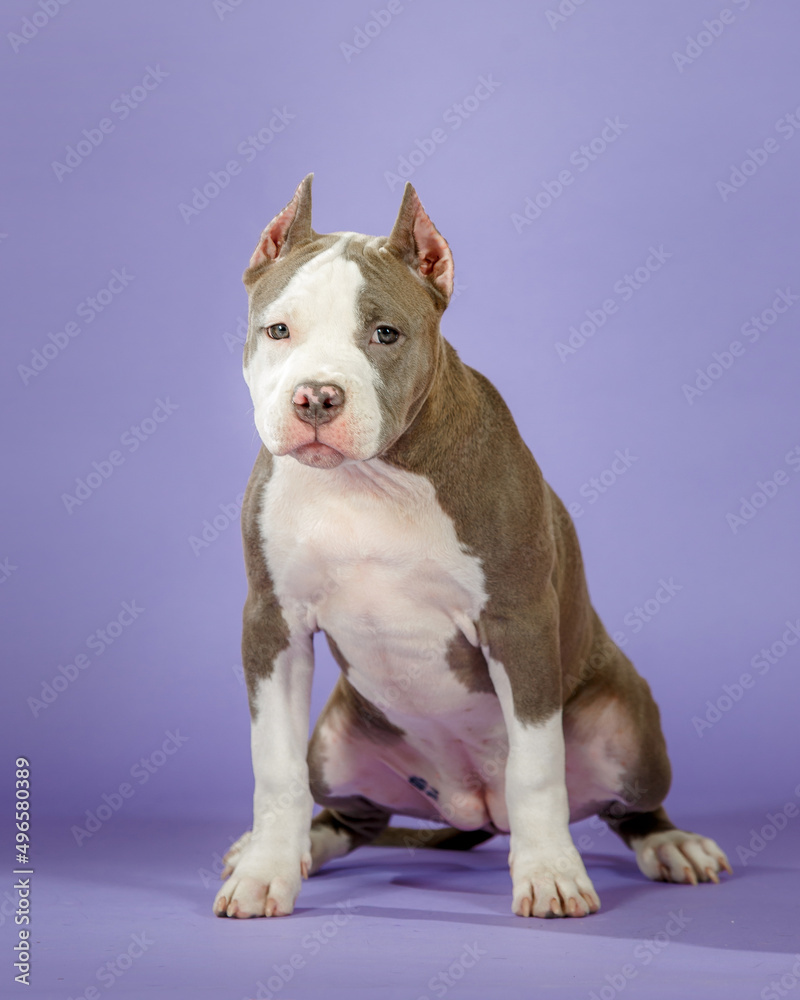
[26,809,799,999]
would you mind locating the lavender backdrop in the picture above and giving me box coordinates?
[2,0,799,889]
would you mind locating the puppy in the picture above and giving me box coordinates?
[215,176,731,919]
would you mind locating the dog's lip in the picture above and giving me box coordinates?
[291,441,345,469]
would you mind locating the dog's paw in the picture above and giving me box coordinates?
[220,830,252,879]
[510,848,600,918]
[634,829,732,885]
[213,844,310,918]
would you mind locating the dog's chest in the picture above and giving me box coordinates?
[260,458,491,714]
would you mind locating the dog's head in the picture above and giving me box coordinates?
[242,175,453,469]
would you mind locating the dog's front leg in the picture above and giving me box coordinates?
[483,600,600,919]
[214,626,314,918]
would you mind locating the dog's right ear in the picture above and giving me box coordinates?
[244,174,314,283]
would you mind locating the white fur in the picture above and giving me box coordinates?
[244,237,384,461]
[213,640,314,917]
[486,660,600,917]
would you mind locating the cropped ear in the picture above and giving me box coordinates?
[386,183,454,304]
[245,174,314,278]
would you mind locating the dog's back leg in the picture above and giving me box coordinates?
[371,825,496,851]
[309,797,393,873]
[564,635,732,885]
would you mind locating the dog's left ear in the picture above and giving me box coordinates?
[386,183,454,304]
[245,173,314,280]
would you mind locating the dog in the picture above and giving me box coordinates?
[214,175,731,919]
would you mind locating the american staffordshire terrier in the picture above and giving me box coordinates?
[214,175,731,919]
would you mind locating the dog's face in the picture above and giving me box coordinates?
[242,176,454,469]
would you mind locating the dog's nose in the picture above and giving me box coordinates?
[292,382,346,425]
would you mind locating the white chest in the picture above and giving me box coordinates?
[259,457,489,714]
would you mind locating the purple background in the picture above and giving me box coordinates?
[2,0,799,996]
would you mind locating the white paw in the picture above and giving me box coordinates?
[634,829,733,885]
[510,847,600,918]
[213,841,310,918]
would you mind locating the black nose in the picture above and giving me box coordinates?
[291,382,346,425]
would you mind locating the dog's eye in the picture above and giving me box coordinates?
[265,323,290,340]
[371,326,401,345]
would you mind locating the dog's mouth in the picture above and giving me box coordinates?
[290,441,345,469]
